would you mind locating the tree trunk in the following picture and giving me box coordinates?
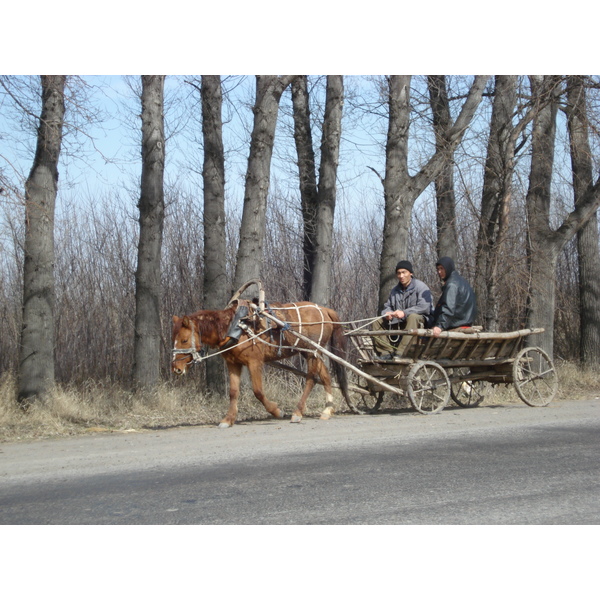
[475,76,517,331]
[132,75,165,391]
[523,75,600,357]
[566,76,600,366]
[201,75,227,393]
[18,75,66,405]
[427,75,458,259]
[291,76,318,300]
[379,75,412,311]
[310,75,344,306]
[233,75,296,292]
[378,75,489,311]
[525,76,561,354]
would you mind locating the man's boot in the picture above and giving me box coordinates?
[221,305,249,349]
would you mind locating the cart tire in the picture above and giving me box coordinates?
[407,361,450,415]
[512,346,558,407]
[348,372,384,413]
[450,368,486,408]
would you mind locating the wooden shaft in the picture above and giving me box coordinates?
[255,306,407,396]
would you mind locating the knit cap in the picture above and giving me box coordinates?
[395,260,413,273]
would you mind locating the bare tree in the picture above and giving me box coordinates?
[378,75,489,310]
[309,75,344,306]
[291,76,318,300]
[474,76,519,330]
[566,75,600,366]
[427,75,458,259]
[525,75,600,357]
[201,75,228,392]
[233,75,296,292]
[132,75,165,391]
[17,75,66,405]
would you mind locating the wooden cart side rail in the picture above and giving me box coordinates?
[346,323,376,362]
[345,327,544,362]
[360,356,515,368]
[345,327,545,340]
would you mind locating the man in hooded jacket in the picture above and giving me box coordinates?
[431,257,477,338]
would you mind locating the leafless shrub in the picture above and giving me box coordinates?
[1,178,585,392]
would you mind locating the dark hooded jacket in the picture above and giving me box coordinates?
[432,257,477,330]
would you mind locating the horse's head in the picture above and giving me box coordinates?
[171,315,203,375]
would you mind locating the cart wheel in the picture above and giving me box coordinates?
[348,372,384,413]
[450,368,486,408]
[512,347,558,407]
[407,361,450,415]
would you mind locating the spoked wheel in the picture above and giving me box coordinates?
[406,361,450,415]
[348,372,385,413]
[450,368,487,408]
[512,346,558,407]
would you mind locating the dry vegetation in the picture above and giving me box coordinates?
[2,76,599,443]
[1,361,598,444]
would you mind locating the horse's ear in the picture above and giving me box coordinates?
[172,315,180,325]
[182,316,190,328]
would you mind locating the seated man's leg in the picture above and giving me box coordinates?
[395,313,425,356]
[372,318,399,357]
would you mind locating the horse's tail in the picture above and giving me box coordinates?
[326,308,361,414]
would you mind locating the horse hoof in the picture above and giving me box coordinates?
[290,414,302,423]
[218,422,231,429]
[319,407,334,420]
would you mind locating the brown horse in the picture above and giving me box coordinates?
[171,301,356,428]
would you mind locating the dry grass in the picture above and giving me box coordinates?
[1,362,598,443]
[0,367,332,443]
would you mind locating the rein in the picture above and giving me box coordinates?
[172,307,384,368]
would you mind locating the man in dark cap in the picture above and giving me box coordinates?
[431,256,477,337]
[374,260,433,358]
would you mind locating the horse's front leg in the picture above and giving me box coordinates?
[247,362,285,420]
[219,362,242,428]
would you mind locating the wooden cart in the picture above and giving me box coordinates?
[235,282,558,418]
[344,325,559,415]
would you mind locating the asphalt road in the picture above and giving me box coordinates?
[1,398,599,524]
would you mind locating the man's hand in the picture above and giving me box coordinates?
[432,326,442,338]
[385,310,405,321]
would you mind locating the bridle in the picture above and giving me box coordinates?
[171,318,207,366]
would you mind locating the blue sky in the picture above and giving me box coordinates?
[0,75,395,231]
[1,72,592,237]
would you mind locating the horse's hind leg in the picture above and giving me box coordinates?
[291,357,334,422]
[315,359,336,420]
[248,362,285,420]
[291,357,318,423]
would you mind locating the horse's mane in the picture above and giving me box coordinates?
[189,306,236,341]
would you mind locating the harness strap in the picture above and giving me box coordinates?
[290,303,301,348]
[173,302,336,367]
[172,319,205,364]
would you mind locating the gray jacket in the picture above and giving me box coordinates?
[382,277,433,325]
